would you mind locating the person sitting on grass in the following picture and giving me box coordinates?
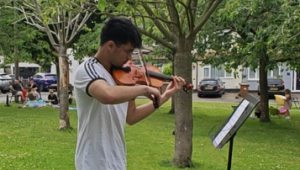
[28,79,40,99]
[48,89,58,105]
[10,79,25,102]
[19,87,39,108]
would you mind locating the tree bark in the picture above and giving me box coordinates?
[14,58,19,80]
[13,0,19,81]
[259,51,271,122]
[55,58,60,98]
[58,46,72,130]
[173,39,193,168]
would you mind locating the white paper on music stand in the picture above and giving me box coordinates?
[212,100,250,148]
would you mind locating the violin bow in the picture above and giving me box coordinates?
[138,49,159,109]
[138,49,150,86]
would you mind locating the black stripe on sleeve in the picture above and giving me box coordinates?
[84,58,102,79]
[86,78,106,97]
[84,58,107,97]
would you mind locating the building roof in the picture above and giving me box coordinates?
[5,62,41,68]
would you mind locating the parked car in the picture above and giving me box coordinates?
[48,83,74,92]
[257,78,285,97]
[32,73,57,92]
[197,78,226,97]
[8,74,15,81]
[0,73,13,93]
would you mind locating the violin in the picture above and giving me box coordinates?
[112,61,193,92]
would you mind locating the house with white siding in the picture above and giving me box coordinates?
[193,61,298,92]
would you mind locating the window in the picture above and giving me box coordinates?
[248,66,281,79]
[200,80,217,85]
[268,67,280,78]
[211,65,233,78]
[204,68,210,78]
[203,65,211,78]
[45,75,57,79]
[248,68,259,80]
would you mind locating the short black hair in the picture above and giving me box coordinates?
[100,17,142,48]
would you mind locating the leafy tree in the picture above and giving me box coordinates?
[196,0,300,122]
[72,23,103,61]
[4,0,99,130]
[102,0,224,167]
[0,1,54,78]
[163,64,172,75]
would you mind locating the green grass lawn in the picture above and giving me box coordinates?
[0,100,300,170]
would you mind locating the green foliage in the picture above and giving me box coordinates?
[197,0,300,70]
[98,0,107,12]
[73,24,103,60]
[162,64,172,76]
[0,4,55,68]
[1,100,300,169]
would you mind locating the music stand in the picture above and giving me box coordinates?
[209,94,260,170]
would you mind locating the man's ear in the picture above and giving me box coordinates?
[106,40,115,52]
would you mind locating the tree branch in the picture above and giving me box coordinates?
[271,57,297,63]
[188,0,223,40]
[166,0,181,35]
[141,2,177,43]
[67,8,94,44]
[137,27,176,51]
[33,0,59,50]
[176,0,191,32]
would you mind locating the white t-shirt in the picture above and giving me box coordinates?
[74,57,128,170]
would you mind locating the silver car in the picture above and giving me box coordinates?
[0,73,12,93]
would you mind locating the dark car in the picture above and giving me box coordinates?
[197,78,226,97]
[257,79,285,96]
[32,73,57,92]
[257,78,285,97]
[0,73,12,93]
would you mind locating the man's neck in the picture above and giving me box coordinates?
[94,48,111,73]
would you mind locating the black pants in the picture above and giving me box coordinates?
[255,112,261,118]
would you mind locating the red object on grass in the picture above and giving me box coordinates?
[279,108,287,115]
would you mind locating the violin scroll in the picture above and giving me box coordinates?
[183,83,194,93]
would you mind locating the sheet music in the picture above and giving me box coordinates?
[212,100,250,148]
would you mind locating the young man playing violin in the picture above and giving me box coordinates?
[74,17,186,170]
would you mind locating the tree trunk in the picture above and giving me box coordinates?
[55,58,60,98]
[14,59,19,80]
[13,1,19,81]
[173,39,193,168]
[58,46,72,130]
[259,51,271,122]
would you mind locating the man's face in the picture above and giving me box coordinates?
[111,42,135,67]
